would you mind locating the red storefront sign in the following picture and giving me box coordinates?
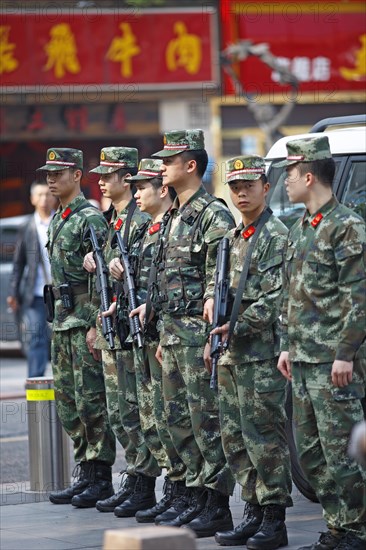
[0,9,217,89]
[221,0,366,95]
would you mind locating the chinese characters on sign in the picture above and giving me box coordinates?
[1,11,215,88]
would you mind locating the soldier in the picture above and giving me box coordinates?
[122,159,187,523]
[204,155,293,549]
[148,130,236,537]
[82,147,159,513]
[276,136,366,550]
[37,148,115,506]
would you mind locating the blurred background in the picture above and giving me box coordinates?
[1,0,365,348]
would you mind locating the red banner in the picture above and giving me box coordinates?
[1,9,217,89]
[221,0,366,95]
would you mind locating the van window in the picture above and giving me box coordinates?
[340,158,366,221]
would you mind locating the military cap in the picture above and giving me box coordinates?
[125,158,163,182]
[225,155,266,183]
[37,148,83,171]
[152,129,205,157]
[90,147,138,174]
[274,136,332,167]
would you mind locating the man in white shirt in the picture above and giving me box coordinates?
[7,181,55,377]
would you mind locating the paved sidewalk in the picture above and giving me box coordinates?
[1,478,324,550]
[1,356,325,549]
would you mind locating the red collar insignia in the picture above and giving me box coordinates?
[311,213,323,228]
[114,218,123,231]
[61,207,72,220]
[148,222,161,235]
[242,225,256,239]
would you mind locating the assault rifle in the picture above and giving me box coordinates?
[114,231,144,349]
[87,225,115,349]
[210,237,230,390]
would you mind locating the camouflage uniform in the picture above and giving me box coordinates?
[277,137,366,543]
[127,159,186,482]
[90,147,158,478]
[207,156,293,509]
[152,131,236,497]
[40,148,115,466]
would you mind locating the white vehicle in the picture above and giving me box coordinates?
[265,114,366,502]
[266,114,366,228]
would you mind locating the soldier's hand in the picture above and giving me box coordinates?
[277,351,292,381]
[331,359,353,387]
[155,343,163,366]
[86,327,102,361]
[109,257,124,280]
[204,341,212,374]
[101,301,116,318]
[83,252,96,273]
[7,296,19,313]
[203,298,214,324]
[210,322,229,345]
[130,303,146,326]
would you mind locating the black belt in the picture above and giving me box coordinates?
[52,284,88,300]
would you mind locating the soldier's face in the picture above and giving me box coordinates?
[46,169,77,199]
[285,165,307,203]
[160,154,189,188]
[98,171,123,200]
[229,179,269,218]
[134,181,163,216]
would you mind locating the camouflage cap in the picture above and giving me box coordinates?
[152,129,205,157]
[225,155,266,183]
[274,136,332,167]
[90,147,138,174]
[37,148,83,171]
[125,158,163,182]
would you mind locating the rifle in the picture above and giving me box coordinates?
[87,225,115,349]
[114,231,143,349]
[210,237,230,390]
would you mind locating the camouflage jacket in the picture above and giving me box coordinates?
[94,200,150,350]
[129,219,162,342]
[47,193,107,331]
[281,195,366,362]
[154,186,235,347]
[206,213,288,364]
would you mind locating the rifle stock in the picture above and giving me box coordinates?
[210,237,230,390]
[87,225,115,349]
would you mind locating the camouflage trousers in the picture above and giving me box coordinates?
[133,341,186,481]
[218,358,293,507]
[101,349,137,475]
[161,343,235,495]
[51,328,115,465]
[117,348,161,478]
[292,360,366,540]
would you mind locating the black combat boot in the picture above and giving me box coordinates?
[246,504,288,550]
[333,532,366,550]
[157,487,207,527]
[215,502,263,546]
[135,476,180,523]
[154,481,189,524]
[114,474,156,518]
[49,462,93,504]
[297,530,344,550]
[71,462,114,508]
[183,488,233,538]
[96,472,137,513]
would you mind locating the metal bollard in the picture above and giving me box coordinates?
[26,376,70,492]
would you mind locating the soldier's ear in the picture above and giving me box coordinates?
[160,184,169,198]
[186,158,196,174]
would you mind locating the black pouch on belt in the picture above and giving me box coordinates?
[43,284,55,322]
